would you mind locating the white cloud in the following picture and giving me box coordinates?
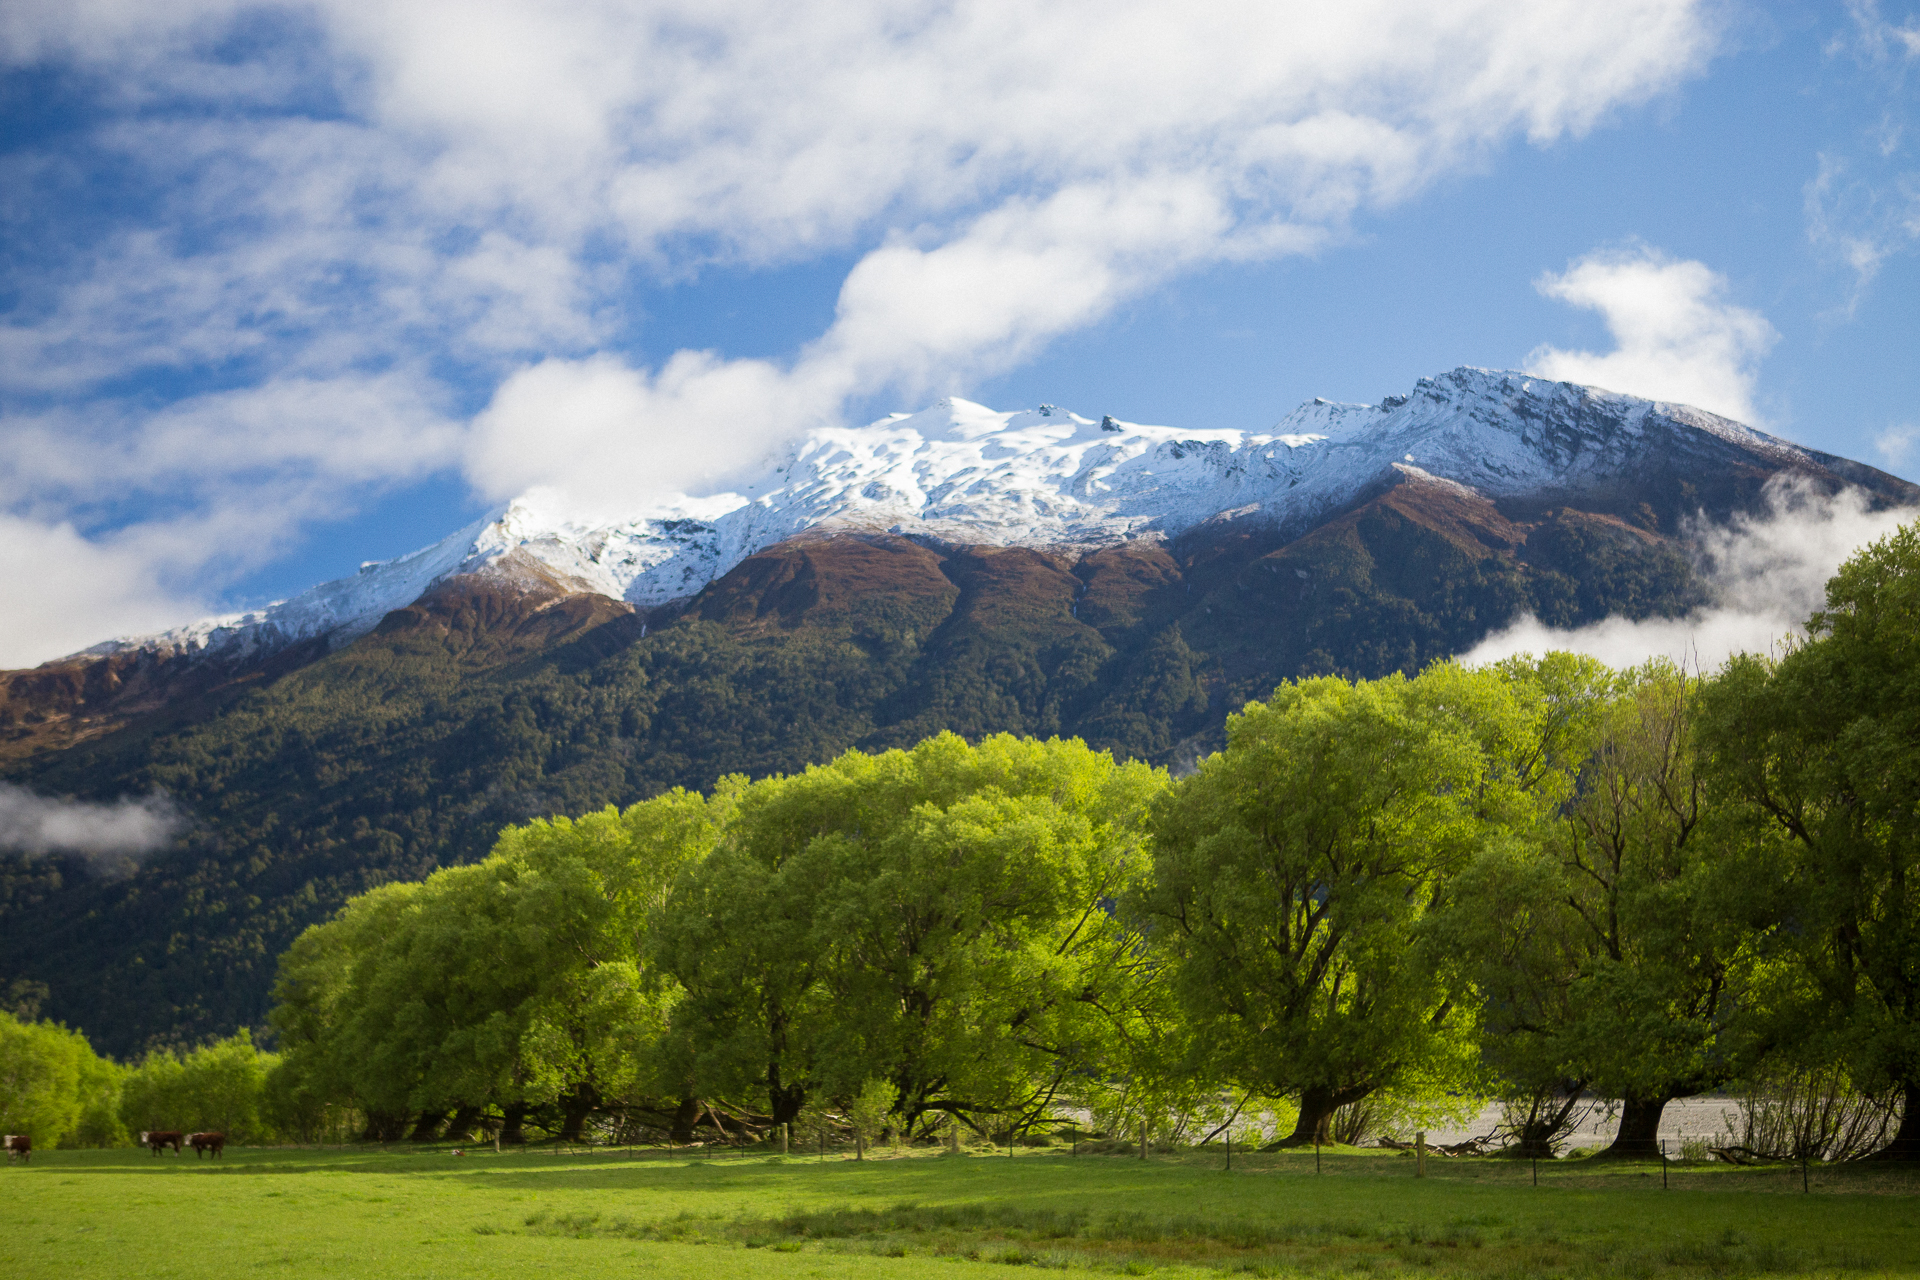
[468,352,811,518]
[0,516,202,665]
[1877,423,1920,467]
[1805,152,1920,301]
[1804,5,1920,303]
[0,0,1721,654]
[0,781,186,874]
[1460,479,1916,671]
[1842,0,1920,61]
[1525,246,1778,424]
[0,370,462,666]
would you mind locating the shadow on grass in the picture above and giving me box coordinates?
[500,1198,1891,1278]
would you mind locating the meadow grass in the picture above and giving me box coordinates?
[2,1141,1915,1279]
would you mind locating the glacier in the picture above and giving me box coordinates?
[71,367,1838,665]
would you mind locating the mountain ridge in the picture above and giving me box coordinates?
[57,365,1906,670]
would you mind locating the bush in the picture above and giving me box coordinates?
[846,1079,899,1157]
[1722,1066,1901,1162]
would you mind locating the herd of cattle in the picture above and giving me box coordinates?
[0,1131,228,1163]
[140,1130,227,1158]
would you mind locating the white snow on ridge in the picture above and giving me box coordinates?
[71,368,1827,666]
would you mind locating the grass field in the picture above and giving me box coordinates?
[3,1141,1916,1279]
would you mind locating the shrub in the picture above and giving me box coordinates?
[1722,1066,1901,1162]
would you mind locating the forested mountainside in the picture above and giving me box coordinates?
[0,472,1708,1055]
[4,367,1917,1056]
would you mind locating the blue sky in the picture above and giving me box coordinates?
[1,0,1916,665]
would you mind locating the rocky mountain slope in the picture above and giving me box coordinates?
[2,367,1914,1053]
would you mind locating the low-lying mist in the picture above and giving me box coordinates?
[0,782,186,875]
[1462,478,1917,670]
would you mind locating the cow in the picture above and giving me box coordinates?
[187,1132,226,1159]
[3,1135,27,1164]
[141,1130,184,1155]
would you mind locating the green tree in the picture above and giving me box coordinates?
[1139,662,1564,1145]
[1448,659,1764,1157]
[657,732,1165,1139]
[270,788,722,1142]
[269,880,426,1137]
[846,1078,898,1158]
[1698,522,1920,1159]
[64,1049,129,1148]
[0,1012,103,1147]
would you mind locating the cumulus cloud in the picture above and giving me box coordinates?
[0,782,187,873]
[1525,247,1778,424]
[0,516,203,664]
[1459,480,1917,671]
[0,0,1721,657]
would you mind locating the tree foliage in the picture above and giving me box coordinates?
[656,733,1166,1137]
[0,1011,117,1147]
[269,789,722,1140]
[1138,662,1576,1144]
[1697,523,1920,1158]
[1443,659,1766,1155]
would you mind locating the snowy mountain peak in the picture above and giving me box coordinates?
[74,369,1846,665]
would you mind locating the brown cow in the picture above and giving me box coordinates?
[187,1132,226,1159]
[141,1130,184,1155]
[3,1135,27,1163]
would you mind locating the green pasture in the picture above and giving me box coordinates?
[3,1143,1916,1279]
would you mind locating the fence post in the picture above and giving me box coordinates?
[1139,1120,1147,1161]
[1660,1139,1668,1189]
[1415,1131,1426,1179]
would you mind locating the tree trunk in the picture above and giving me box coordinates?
[670,1097,700,1144]
[1511,1121,1557,1161]
[768,1065,806,1127]
[1596,1092,1670,1159]
[1507,1088,1585,1160]
[1273,1085,1353,1148]
[1865,1079,1920,1162]
[558,1084,598,1144]
[445,1106,481,1143]
[499,1105,528,1145]
[362,1110,409,1143]
[408,1110,449,1142]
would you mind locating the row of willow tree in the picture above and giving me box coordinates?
[266,526,1920,1161]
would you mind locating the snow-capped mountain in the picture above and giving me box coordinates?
[72,367,1888,665]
